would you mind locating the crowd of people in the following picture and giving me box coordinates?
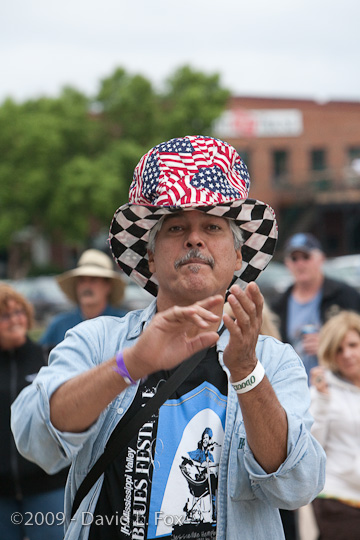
[1,134,360,540]
[272,232,360,539]
[272,232,360,380]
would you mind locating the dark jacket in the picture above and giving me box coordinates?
[0,337,68,497]
[272,276,360,343]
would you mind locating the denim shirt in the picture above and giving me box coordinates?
[11,300,326,540]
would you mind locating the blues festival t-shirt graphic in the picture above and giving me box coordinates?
[89,347,228,540]
[149,383,226,537]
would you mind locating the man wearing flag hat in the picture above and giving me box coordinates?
[12,136,325,540]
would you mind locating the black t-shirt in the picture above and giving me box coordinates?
[89,346,228,540]
[0,338,68,497]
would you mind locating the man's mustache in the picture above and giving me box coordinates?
[174,249,215,269]
[78,288,95,298]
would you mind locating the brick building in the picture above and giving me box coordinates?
[213,96,360,259]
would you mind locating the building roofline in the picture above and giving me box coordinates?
[229,95,360,107]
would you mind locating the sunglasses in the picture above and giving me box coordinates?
[289,252,311,262]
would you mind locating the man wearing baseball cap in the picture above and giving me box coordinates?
[12,136,325,540]
[273,232,360,380]
[39,249,127,352]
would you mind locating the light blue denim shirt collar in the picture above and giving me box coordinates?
[126,299,157,340]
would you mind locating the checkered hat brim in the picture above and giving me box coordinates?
[109,198,278,297]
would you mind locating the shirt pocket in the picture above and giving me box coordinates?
[228,424,256,501]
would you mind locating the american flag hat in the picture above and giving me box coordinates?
[109,135,278,297]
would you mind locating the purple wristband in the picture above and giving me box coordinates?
[114,351,137,385]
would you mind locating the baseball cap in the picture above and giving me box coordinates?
[284,233,322,256]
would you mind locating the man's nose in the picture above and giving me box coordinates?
[185,230,204,248]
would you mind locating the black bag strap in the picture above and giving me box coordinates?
[71,326,225,518]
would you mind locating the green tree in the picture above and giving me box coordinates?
[0,66,230,276]
[0,88,107,250]
[96,68,161,145]
[95,65,230,147]
[160,65,231,139]
[0,98,66,247]
[48,139,144,243]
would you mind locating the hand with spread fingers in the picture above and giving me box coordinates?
[222,282,288,474]
[124,295,223,381]
[222,282,264,382]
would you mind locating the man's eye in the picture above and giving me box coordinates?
[169,225,183,232]
[208,224,221,230]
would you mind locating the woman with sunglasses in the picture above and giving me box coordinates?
[0,284,67,540]
[310,310,360,539]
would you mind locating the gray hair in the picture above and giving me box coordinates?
[147,215,243,254]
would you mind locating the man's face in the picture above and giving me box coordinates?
[285,249,324,284]
[202,433,210,449]
[147,210,242,310]
[75,276,112,310]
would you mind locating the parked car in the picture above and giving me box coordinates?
[256,261,293,304]
[323,254,360,293]
[1,276,73,325]
[120,279,153,311]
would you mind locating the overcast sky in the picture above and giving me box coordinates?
[2,0,360,104]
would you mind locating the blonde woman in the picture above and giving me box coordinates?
[310,311,360,539]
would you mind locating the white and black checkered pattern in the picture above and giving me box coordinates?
[109,199,278,297]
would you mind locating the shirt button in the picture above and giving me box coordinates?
[117,407,124,415]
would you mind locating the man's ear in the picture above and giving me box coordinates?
[235,248,242,271]
[148,250,155,274]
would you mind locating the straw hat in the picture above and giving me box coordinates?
[109,135,278,297]
[57,249,125,305]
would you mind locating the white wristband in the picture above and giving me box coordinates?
[231,360,265,394]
